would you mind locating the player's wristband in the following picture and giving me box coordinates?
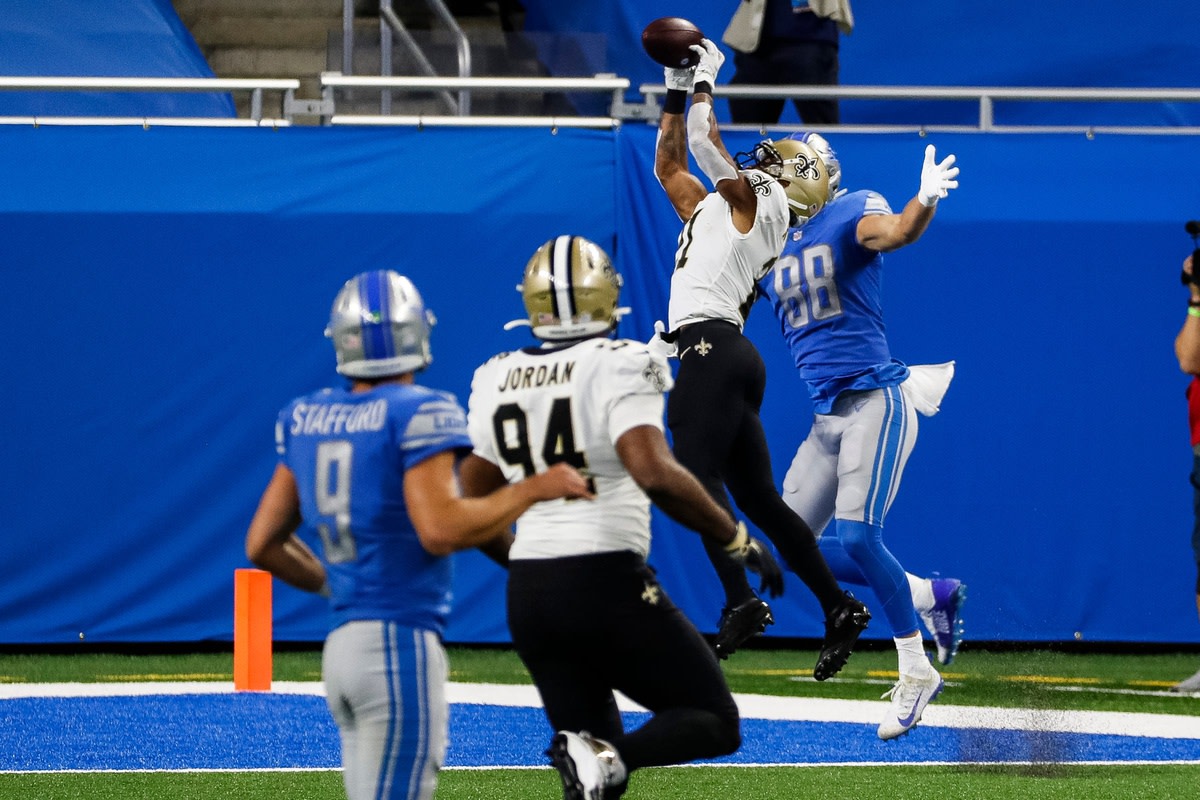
[1189,306,1200,318]
[664,89,687,114]
[723,521,749,558]
[694,80,713,96]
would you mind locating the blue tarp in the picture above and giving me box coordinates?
[0,0,234,117]
[1,124,1199,645]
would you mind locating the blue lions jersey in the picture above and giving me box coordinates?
[758,189,910,414]
[274,382,472,635]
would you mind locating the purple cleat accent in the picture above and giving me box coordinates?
[919,578,966,666]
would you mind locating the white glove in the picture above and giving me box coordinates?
[664,65,694,92]
[917,144,960,207]
[647,320,677,359]
[689,39,725,88]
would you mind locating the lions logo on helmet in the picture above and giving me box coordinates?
[326,269,435,378]
[735,139,830,225]
[514,235,626,341]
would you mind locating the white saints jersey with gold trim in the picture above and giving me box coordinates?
[668,170,791,332]
[467,337,673,560]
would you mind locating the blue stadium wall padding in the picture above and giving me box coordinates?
[1,123,1199,646]
[0,125,617,644]
[520,0,1200,127]
[0,0,234,117]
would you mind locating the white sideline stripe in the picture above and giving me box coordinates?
[8,759,1200,776]
[4,681,1200,740]
[8,759,1200,775]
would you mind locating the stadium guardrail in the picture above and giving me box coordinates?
[3,76,1200,133]
[0,76,300,127]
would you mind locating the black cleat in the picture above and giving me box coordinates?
[813,592,871,681]
[714,597,774,659]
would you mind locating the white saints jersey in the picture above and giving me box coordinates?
[467,337,673,560]
[668,170,791,332]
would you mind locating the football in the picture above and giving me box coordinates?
[641,17,704,69]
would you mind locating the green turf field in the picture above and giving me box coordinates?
[2,763,1198,800]
[0,645,1198,799]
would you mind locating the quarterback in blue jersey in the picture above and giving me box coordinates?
[245,270,591,800]
[758,135,964,740]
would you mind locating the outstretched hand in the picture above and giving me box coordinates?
[664,65,694,92]
[689,38,725,88]
[917,144,960,207]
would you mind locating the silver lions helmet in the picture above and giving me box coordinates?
[517,235,625,341]
[325,269,435,378]
[736,138,830,225]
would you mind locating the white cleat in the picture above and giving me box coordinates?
[878,668,944,740]
[1172,667,1200,694]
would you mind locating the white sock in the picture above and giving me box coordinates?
[895,634,931,677]
[908,574,934,612]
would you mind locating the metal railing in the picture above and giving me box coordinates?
[0,76,299,126]
[320,73,630,128]
[3,77,1200,133]
[341,0,471,116]
[638,83,1200,134]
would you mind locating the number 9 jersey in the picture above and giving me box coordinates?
[467,338,674,560]
[276,383,472,634]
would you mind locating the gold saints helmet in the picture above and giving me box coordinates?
[519,235,624,341]
[741,138,830,225]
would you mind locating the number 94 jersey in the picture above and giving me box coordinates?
[467,338,673,561]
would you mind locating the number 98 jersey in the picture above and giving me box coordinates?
[467,338,674,560]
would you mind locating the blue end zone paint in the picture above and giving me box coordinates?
[1,697,1197,772]
[451,705,1200,767]
[0,695,341,771]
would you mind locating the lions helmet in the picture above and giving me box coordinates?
[325,269,435,378]
[518,235,624,341]
[736,138,829,225]
[796,132,841,200]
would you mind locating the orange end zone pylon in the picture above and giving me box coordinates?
[234,568,272,691]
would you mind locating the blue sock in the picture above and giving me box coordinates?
[836,520,918,637]
[819,534,868,585]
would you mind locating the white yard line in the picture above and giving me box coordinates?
[4,680,1198,739]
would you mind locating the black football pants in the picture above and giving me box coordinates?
[507,551,740,772]
[667,319,844,615]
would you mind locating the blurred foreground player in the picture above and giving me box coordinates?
[245,270,590,800]
[460,236,775,799]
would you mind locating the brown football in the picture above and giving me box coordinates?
[641,17,704,69]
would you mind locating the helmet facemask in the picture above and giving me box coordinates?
[736,139,830,225]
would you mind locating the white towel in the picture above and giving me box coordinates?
[900,361,955,417]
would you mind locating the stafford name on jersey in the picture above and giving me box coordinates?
[290,398,388,436]
[497,360,575,393]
